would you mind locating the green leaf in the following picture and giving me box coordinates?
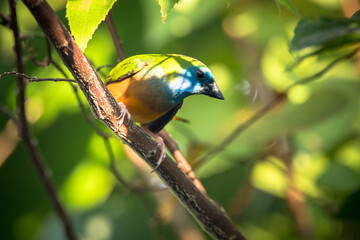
[66,0,117,52]
[318,163,360,192]
[157,0,180,22]
[291,14,360,52]
[274,0,300,16]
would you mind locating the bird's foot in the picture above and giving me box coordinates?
[117,102,131,128]
[143,128,167,172]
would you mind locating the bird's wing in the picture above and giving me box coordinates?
[146,102,183,133]
[104,57,148,85]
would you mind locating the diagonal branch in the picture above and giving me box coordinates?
[158,129,207,193]
[21,0,245,239]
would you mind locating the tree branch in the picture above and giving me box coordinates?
[8,0,76,239]
[105,12,126,61]
[158,129,207,193]
[21,0,244,238]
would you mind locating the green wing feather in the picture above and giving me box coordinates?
[104,56,148,85]
[104,54,206,85]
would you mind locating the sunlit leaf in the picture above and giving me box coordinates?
[274,0,300,16]
[291,11,360,53]
[66,0,117,51]
[157,0,180,22]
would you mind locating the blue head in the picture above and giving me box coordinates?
[166,62,225,104]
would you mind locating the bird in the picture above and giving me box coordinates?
[104,54,224,168]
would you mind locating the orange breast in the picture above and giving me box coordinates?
[106,75,170,124]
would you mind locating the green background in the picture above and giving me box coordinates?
[0,0,359,239]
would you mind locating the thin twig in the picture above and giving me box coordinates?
[8,0,76,239]
[26,37,51,67]
[286,46,360,90]
[0,72,76,83]
[105,12,126,61]
[193,94,286,169]
[4,42,110,139]
[0,12,11,27]
[158,129,207,193]
[96,64,115,72]
[103,137,134,189]
[287,46,332,70]
[96,64,115,79]
[194,46,360,169]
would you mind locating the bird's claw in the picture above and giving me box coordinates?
[117,102,131,128]
[143,128,167,172]
[150,138,166,172]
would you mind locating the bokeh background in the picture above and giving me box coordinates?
[1,0,360,239]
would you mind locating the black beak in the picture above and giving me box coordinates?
[200,82,225,100]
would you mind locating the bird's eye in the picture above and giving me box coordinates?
[196,70,205,80]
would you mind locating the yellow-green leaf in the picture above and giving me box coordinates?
[66,0,117,51]
[157,0,180,22]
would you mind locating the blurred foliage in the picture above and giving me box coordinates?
[1,0,360,239]
[275,0,300,16]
